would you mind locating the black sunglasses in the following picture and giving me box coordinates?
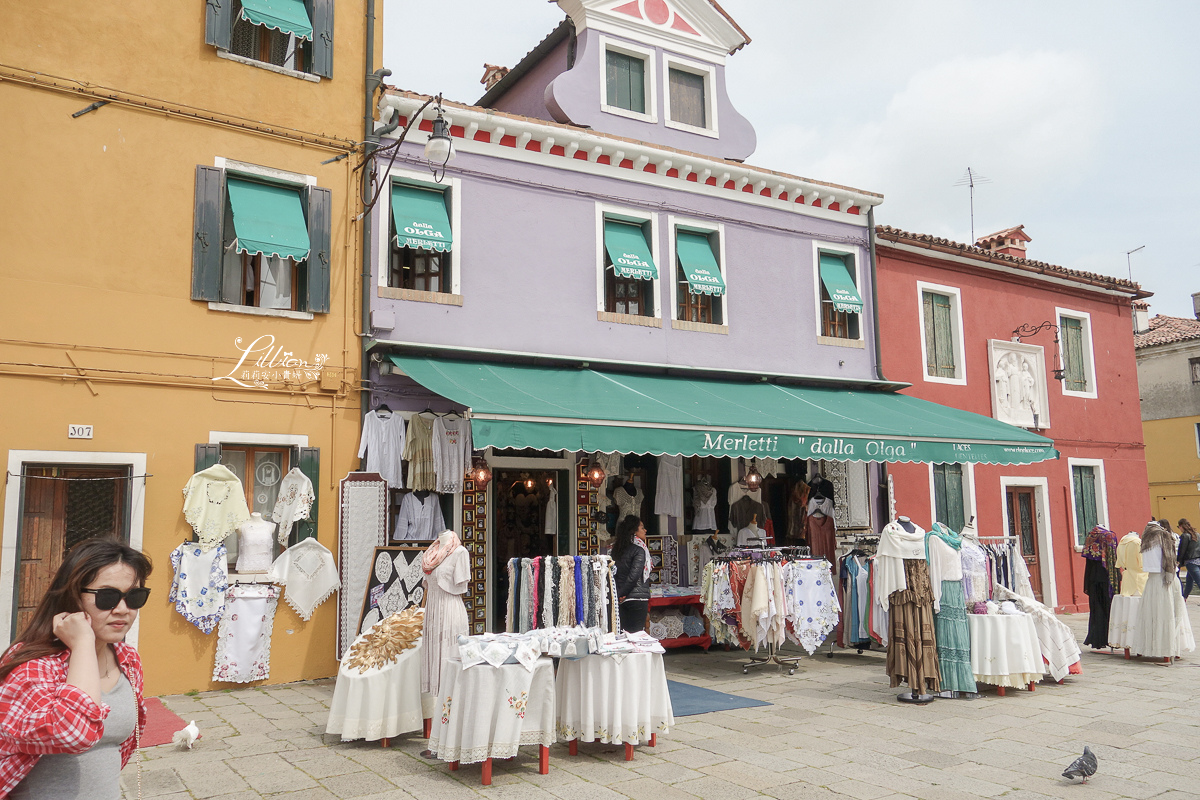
[82,587,151,611]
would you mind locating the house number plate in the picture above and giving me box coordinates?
[68,424,94,439]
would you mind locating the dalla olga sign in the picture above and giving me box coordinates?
[214,335,329,389]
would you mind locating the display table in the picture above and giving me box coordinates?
[1108,595,1140,655]
[429,656,555,785]
[555,652,673,761]
[648,595,711,650]
[325,637,423,745]
[968,613,1044,694]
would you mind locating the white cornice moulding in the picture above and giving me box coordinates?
[380,94,883,224]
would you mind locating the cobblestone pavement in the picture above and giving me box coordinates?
[125,603,1200,799]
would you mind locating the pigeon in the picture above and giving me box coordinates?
[171,720,201,750]
[1062,746,1097,783]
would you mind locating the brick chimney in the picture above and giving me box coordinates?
[1133,300,1150,333]
[976,225,1031,259]
[481,63,510,90]
[1193,291,1200,319]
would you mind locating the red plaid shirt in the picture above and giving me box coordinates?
[0,643,145,798]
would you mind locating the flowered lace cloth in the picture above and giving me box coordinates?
[429,657,556,764]
[555,650,673,746]
[213,583,280,683]
[783,559,841,654]
[270,468,315,547]
[456,627,663,672]
[182,464,251,548]
[267,538,340,621]
[168,543,229,634]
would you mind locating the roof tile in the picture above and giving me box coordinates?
[1134,314,1200,349]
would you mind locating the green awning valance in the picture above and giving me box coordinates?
[676,231,725,296]
[388,356,1059,466]
[226,177,310,261]
[391,184,453,253]
[819,253,864,314]
[603,220,657,281]
[239,0,313,40]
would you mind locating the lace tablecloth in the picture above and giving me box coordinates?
[429,657,556,764]
[325,636,423,741]
[968,613,1044,688]
[1108,595,1140,651]
[555,652,673,746]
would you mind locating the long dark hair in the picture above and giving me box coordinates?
[612,515,642,560]
[1180,519,1197,541]
[1157,519,1173,534]
[0,538,152,682]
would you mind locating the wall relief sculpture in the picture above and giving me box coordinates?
[988,340,1050,429]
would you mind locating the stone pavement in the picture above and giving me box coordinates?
[126,602,1200,800]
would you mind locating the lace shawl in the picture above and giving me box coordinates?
[182,465,250,548]
[1083,526,1120,592]
[168,543,229,634]
[271,468,315,546]
[268,538,340,621]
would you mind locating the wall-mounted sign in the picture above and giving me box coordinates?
[68,424,93,439]
[214,335,329,390]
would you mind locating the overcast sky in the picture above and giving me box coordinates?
[384,1,1198,318]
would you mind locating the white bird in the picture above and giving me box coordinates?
[1062,746,1097,783]
[171,720,201,750]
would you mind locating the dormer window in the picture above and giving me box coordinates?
[668,68,705,128]
[600,38,657,122]
[664,56,718,137]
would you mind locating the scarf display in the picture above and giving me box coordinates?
[1141,524,1179,586]
[423,531,462,575]
[927,522,963,550]
[168,542,229,634]
[1082,526,1120,594]
[213,583,280,683]
[267,538,340,621]
[270,468,315,547]
[182,464,250,548]
[503,555,618,632]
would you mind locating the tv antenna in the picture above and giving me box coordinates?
[1124,245,1145,282]
[953,168,992,244]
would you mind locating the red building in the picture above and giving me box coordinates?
[875,225,1151,612]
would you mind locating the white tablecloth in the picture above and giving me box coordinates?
[555,653,673,746]
[1108,594,1140,650]
[430,657,556,764]
[325,637,423,741]
[968,613,1044,688]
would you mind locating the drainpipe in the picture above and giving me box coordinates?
[361,0,390,423]
[867,206,887,384]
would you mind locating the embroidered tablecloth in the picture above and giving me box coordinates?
[1108,594,1140,651]
[968,613,1044,688]
[325,633,424,742]
[429,657,556,764]
[555,652,672,746]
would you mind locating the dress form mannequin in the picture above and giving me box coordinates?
[236,512,276,573]
[881,514,936,704]
[420,529,469,710]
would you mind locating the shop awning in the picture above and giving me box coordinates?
[387,356,1058,465]
[238,0,313,40]
[225,177,311,261]
[391,184,453,252]
[604,221,657,280]
[819,253,863,314]
[676,231,726,296]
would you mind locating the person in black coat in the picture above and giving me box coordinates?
[1178,519,1200,600]
[613,515,651,633]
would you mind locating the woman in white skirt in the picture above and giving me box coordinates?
[1131,522,1196,662]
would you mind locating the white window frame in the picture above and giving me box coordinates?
[1055,307,1098,399]
[1195,422,1200,459]
[998,476,1057,610]
[1066,457,1108,551]
[1,450,148,645]
[812,240,866,346]
[663,54,719,138]
[595,202,660,319]
[599,36,658,123]
[926,461,976,533]
[916,281,967,386]
[376,164,463,297]
[666,215,727,330]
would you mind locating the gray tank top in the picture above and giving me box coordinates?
[11,671,136,800]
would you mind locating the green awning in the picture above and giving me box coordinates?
[238,0,313,40]
[676,231,726,296]
[391,184,453,253]
[604,221,657,280]
[819,253,864,314]
[388,357,1059,465]
[225,177,310,261]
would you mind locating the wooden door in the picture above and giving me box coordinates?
[1006,487,1042,601]
[17,466,130,635]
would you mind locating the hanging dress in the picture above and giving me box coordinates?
[1081,526,1118,649]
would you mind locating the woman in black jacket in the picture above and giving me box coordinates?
[1178,519,1200,599]
[613,515,651,632]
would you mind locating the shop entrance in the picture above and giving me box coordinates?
[1006,486,1043,601]
[491,469,567,630]
[16,465,132,633]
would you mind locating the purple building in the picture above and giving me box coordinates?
[361,0,1055,634]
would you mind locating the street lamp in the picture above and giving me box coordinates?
[423,109,454,180]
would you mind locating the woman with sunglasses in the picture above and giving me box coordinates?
[0,537,152,798]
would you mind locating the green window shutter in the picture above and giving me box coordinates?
[301,185,332,313]
[1062,317,1087,391]
[195,443,222,473]
[293,447,320,543]
[932,463,948,525]
[627,55,645,114]
[308,0,333,78]
[1072,465,1098,544]
[192,166,225,302]
[606,51,644,113]
[205,0,233,48]
[922,292,936,376]
[931,293,955,378]
[933,463,965,532]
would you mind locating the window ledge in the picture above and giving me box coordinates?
[208,302,314,320]
[598,311,662,328]
[816,335,865,349]
[923,374,967,386]
[1061,388,1098,400]
[664,118,719,139]
[216,50,320,83]
[600,104,657,124]
[672,319,728,335]
[378,286,464,306]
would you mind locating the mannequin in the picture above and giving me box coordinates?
[1130,522,1195,662]
[420,530,469,699]
[926,522,977,699]
[1116,530,1148,597]
[236,512,276,573]
[692,476,718,532]
[877,515,938,703]
[612,478,642,523]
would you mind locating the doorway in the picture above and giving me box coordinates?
[490,469,567,630]
[17,465,132,633]
[1006,486,1043,601]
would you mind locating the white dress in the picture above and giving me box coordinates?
[654,455,683,518]
[432,415,473,494]
[357,410,406,490]
[394,492,446,540]
[421,546,470,695]
[1131,545,1196,658]
[692,485,718,531]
